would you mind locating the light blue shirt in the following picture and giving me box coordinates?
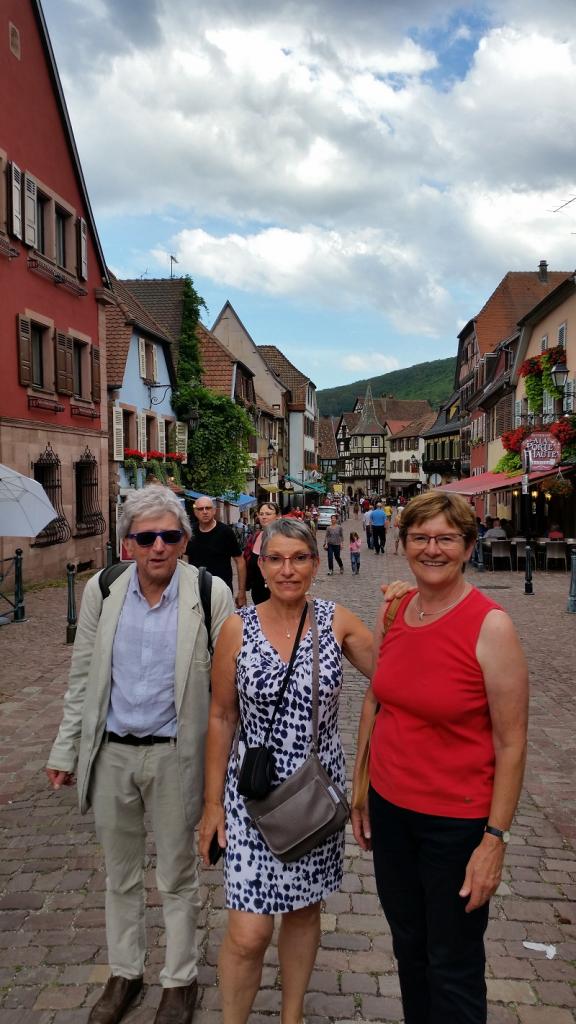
[107,563,179,738]
[371,508,386,527]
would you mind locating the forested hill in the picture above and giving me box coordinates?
[317,357,456,416]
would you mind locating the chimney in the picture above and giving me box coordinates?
[538,260,548,282]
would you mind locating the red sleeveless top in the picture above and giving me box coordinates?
[370,587,501,818]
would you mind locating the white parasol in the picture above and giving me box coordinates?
[0,463,58,537]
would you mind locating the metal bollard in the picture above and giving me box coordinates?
[66,563,77,644]
[106,541,113,567]
[13,548,25,622]
[568,550,576,614]
[524,543,534,596]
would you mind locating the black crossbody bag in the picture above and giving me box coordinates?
[237,604,308,800]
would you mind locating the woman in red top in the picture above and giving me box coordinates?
[351,492,528,1024]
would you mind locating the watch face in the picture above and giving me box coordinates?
[502,830,511,844]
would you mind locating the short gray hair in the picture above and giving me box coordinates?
[118,486,192,541]
[260,519,318,558]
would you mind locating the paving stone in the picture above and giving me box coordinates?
[340,970,378,994]
[517,1009,576,1024]
[487,979,537,1004]
[360,993,404,1020]
[33,984,88,1009]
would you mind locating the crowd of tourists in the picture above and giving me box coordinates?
[46,484,528,1024]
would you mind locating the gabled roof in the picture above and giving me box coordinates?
[257,346,315,400]
[32,0,109,286]
[511,271,576,381]
[389,411,438,440]
[318,417,338,460]
[106,276,175,390]
[459,269,571,357]
[385,420,413,435]
[338,411,360,433]
[120,277,186,342]
[197,322,254,399]
[350,384,384,435]
[422,394,461,438]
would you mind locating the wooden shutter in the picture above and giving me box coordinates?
[17,315,32,386]
[138,338,147,378]
[91,346,101,402]
[76,217,88,279]
[55,332,73,395]
[558,322,567,348]
[23,173,37,248]
[137,412,147,454]
[112,407,124,461]
[563,380,575,413]
[152,344,158,383]
[175,421,188,464]
[10,163,23,240]
[157,415,166,455]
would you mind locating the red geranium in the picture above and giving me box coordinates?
[146,450,165,461]
[124,448,145,459]
[549,420,576,446]
[166,452,185,463]
[501,426,530,453]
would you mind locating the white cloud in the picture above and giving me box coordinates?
[43,0,576,347]
[341,353,401,373]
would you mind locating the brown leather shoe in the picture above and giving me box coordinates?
[88,976,143,1023]
[153,980,198,1023]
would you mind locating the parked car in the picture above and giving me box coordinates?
[317,505,337,529]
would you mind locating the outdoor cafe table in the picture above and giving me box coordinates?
[481,538,576,569]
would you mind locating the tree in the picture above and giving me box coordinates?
[171,275,254,495]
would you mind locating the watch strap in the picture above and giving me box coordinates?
[485,824,510,843]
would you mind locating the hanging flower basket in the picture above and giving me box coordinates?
[545,476,574,498]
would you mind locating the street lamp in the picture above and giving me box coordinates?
[551,360,569,391]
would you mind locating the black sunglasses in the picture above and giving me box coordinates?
[127,529,184,547]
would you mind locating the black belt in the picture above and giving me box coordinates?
[105,731,176,746]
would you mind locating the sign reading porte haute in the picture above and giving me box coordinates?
[521,432,562,472]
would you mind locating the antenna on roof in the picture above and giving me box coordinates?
[139,268,149,279]
[550,196,576,214]
[170,255,179,279]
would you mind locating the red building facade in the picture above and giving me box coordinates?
[0,0,112,581]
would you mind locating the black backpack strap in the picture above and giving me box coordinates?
[98,562,131,599]
[198,566,213,655]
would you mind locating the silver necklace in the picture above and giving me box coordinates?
[416,591,465,622]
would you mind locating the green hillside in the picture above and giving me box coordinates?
[317,357,456,416]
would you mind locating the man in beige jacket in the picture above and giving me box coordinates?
[47,487,234,1024]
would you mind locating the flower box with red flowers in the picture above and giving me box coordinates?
[124,449,145,460]
[501,427,530,454]
[166,452,185,463]
[146,450,165,461]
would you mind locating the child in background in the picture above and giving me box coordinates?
[349,531,361,575]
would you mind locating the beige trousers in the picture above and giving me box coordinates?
[91,739,200,987]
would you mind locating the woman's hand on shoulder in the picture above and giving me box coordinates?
[380,580,414,602]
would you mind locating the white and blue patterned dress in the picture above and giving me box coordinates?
[224,599,346,914]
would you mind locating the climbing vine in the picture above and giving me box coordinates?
[183,385,254,497]
[171,276,207,418]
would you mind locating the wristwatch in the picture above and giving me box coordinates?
[485,824,510,844]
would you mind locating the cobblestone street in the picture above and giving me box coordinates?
[1,524,575,1023]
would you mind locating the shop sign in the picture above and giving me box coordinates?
[521,432,561,472]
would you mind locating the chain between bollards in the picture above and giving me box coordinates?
[567,550,576,614]
[524,543,534,596]
[66,563,77,644]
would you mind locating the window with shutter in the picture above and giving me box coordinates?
[542,390,555,421]
[17,315,32,386]
[514,400,522,428]
[138,338,147,378]
[563,380,575,414]
[23,173,37,248]
[157,415,166,455]
[10,163,23,240]
[91,347,101,403]
[175,422,188,464]
[55,332,73,395]
[557,322,567,347]
[112,407,124,461]
[137,412,147,454]
[76,217,88,279]
[540,335,548,352]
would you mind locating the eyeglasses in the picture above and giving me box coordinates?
[260,553,316,568]
[194,506,213,512]
[406,533,465,549]
[127,530,184,547]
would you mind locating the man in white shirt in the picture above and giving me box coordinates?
[47,487,234,1024]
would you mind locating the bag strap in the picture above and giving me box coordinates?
[240,602,309,747]
[308,598,320,753]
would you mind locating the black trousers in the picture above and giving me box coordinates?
[369,788,489,1024]
[372,525,386,552]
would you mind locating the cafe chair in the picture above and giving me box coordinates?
[490,540,512,571]
[514,540,535,573]
[545,541,568,572]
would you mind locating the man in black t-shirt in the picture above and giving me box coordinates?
[186,497,247,606]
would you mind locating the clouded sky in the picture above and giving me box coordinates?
[43,0,576,389]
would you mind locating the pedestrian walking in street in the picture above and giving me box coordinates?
[243,502,280,605]
[371,501,387,554]
[46,487,234,1024]
[349,531,361,574]
[351,491,528,1024]
[198,519,373,1024]
[323,515,344,574]
[363,502,374,550]
[186,496,247,606]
